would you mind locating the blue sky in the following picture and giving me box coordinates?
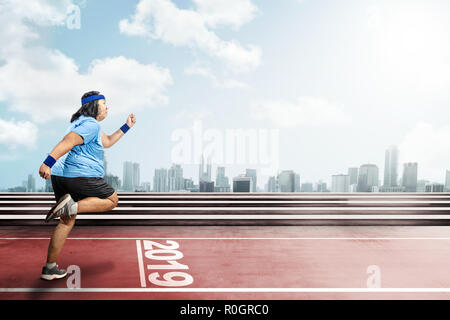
[1,0,450,190]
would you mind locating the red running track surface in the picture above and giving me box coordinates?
[2,225,450,300]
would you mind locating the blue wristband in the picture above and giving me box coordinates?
[120,123,130,134]
[43,155,56,168]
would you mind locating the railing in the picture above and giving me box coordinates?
[1,192,450,226]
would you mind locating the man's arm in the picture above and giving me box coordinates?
[101,130,123,149]
[101,113,136,148]
[38,131,84,179]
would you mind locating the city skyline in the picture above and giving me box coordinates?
[5,145,450,193]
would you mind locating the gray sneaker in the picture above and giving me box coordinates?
[40,264,68,280]
[45,194,75,223]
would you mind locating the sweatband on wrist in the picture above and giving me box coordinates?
[120,123,130,134]
[43,155,56,168]
[81,94,105,105]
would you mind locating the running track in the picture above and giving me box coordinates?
[2,193,450,300]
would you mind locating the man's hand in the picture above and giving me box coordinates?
[39,163,51,180]
[126,113,136,128]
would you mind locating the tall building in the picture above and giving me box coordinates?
[348,167,358,185]
[133,163,140,190]
[417,180,430,192]
[316,180,327,192]
[199,154,212,183]
[383,145,399,187]
[357,164,379,192]
[27,174,36,192]
[233,175,252,192]
[301,183,313,192]
[445,170,450,192]
[245,169,257,193]
[294,174,301,192]
[278,170,295,192]
[267,176,278,192]
[332,174,350,192]
[141,182,151,192]
[200,180,215,192]
[402,163,418,192]
[105,174,120,191]
[45,178,53,192]
[184,178,194,190]
[168,164,184,191]
[153,168,168,192]
[123,162,133,191]
[104,156,108,175]
[122,162,140,191]
[426,183,444,192]
[215,167,230,192]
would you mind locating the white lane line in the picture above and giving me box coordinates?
[2,214,450,219]
[3,200,450,204]
[2,287,450,293]
[2,195,450,199]
[3,237,450,240]
[1,207,450,211]
[135,240,146,288]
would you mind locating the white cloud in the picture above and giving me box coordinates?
[0,50,173,123]
[174,109,213,122]
[0,0,173,123]
[251,96,351,127]
[192,0,259,30]
[0,118,38,149]
[184,65,248,89]
[119,0,261,72]
[399,122,450,183]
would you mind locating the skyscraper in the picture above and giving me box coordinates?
[445,170,450,192]
[332,174,350,192]
[199,154,212,183]
[426,183,444,192]
[133,163,140,190]
[384,145,399,187]
[267,176,278,192]
[294,174,301,192]
[233,175,252,192]
[215,167,230,192]
[245,169,257,193]
[27,174,36,192]
[357,164,379,192]
[45,178,53,192]
[316,181,327,192]
[168,164,184,191]
[200,180,215,192]
[348,167,358,185]
[153,168,168,192]
[123,161,140,191]
[184,178,194,191]
[123,161,134,191]
[402,163,418,192]
[278,170,295,192]
[301,183,313,192]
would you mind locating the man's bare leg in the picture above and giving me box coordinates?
[46,214,77,263]
[46,192,118,264]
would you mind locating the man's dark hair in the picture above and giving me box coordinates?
[70,91,100,122]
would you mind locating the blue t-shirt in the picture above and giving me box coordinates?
[51,115,105,178]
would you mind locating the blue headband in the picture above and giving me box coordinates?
[81,94,105,105]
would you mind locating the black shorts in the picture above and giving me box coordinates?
[51,175,115,202]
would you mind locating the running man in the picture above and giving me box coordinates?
[38,91,136,280]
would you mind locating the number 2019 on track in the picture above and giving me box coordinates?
[138,240,194,287]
